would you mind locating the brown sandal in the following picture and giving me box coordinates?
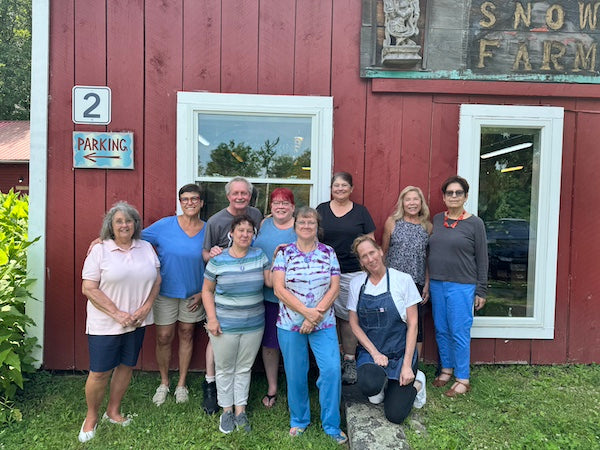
[444,380,471,397]
[432,371,453,387]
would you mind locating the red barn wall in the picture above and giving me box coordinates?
[0,163,29,194]
[44,0,600,370]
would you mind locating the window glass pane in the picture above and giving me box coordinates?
[477,127,540,318]
[197,114,312,179]
[198,181,311,220]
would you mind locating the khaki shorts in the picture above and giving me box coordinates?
[153,294,206,326]
[333,271,363,321]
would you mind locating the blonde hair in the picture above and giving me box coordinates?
[390,186,431,231]
[351,235,382,273]
[351,235,381,256]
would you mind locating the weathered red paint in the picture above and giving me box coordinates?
[0,164,28,194]
[44,0,600,369]
[45,0,76,370]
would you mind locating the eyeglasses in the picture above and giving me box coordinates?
[296,220,317,227]
[114,218,134,225]
[180,196,201,204]
[272,201,292,207]
[332,183,351,189]
[444,190,465,197]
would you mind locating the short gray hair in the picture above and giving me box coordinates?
[225,176,253,196]
[100,201,143,241]
[294,206,323,240]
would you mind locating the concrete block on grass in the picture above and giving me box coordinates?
[342,383,425,449]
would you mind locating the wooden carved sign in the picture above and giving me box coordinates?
[361,0,600,83]
[471,1,600,76]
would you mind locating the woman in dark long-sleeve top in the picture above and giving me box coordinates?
[428,176,488,397]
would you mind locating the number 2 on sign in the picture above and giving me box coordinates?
[83,93,101,118]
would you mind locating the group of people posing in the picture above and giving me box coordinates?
[78,173,488,445]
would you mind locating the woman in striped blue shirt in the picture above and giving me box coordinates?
[202,215,271,434]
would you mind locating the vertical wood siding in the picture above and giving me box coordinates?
[73,0,108,370]
[331,0,368,202]
[569,108,600,362]
[45,0,600,369]
[45,0,76,369]
[105,0,147,368]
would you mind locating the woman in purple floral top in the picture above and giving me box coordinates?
[272,206,347,445]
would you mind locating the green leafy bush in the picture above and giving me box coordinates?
[0,190,39,423]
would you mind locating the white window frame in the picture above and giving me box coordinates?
[458,104,564,339]
[176,92,333,213]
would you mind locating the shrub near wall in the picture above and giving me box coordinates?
[0,190,38,422]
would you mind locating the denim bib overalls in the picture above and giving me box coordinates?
[356,269,418,379]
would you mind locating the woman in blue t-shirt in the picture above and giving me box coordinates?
[88,184,207,406]
[253,188,296,409]
[143,184,207,406]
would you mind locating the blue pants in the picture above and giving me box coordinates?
[277,326,342,436]
[430,280,476,379]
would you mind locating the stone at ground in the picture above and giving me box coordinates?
[342,383,426,449]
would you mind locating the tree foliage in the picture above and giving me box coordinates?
[205,140,260,177]
[0,190,38,423]
[0,0,31,119]
[203,139,311,180]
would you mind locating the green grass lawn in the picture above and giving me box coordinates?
[1,364,599,449]
[412,364,600,450]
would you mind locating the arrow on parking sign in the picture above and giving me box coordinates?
[83,152,122,163]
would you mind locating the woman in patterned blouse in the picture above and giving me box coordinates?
[381,186,432,358]
[272,206,347,445]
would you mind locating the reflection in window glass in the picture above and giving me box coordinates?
[197,114,312,179]
[477,127,540,318]
[198,182,311,220]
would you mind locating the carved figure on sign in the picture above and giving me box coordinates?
[383,0,419,46]
[381,0,422,66]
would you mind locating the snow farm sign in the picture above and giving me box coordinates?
[471,1,600,76]
[360,0,600,83]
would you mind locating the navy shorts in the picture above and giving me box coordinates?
[88,327,146,372]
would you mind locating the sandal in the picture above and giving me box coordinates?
[289,426,306,437]
[444,380,471,397]
[432,371,453,387]
[262,393,277,408]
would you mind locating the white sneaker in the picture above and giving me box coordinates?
[152,384,169,406]
[174,386,189,404]
[368,386,385,404]
[413,370,427,409]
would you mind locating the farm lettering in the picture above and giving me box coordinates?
[473,1,600,74]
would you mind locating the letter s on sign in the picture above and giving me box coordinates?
[480,2,496,28]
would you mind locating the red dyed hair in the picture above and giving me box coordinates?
[270,187,295,205]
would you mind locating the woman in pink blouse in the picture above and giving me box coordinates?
[79,202,161,443]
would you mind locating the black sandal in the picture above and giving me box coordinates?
[262,394,277,408]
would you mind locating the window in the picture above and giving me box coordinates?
[458,105,564,339]
[177,92,333,219]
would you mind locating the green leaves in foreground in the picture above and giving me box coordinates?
[0,190,39,423]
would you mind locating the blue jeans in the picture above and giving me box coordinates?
[430,280,476,379]
[277,326,342,436]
